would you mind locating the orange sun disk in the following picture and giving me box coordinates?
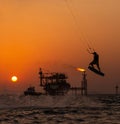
[11,76,18,82]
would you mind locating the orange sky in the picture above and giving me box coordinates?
[0,0,120,94]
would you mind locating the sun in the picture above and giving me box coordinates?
[11,76,18,82]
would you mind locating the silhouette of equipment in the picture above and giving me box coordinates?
[88,66,104,76]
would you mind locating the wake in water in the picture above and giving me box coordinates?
[0,94,120,124]
[0,93,102,109]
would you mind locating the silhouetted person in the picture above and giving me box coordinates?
[89,51,101,71]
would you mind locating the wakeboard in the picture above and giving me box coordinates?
[88,66,104,76]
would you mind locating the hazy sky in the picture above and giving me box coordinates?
[0,0,120,94]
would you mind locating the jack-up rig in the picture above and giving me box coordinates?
[24,68,88,96]
[39,68,71,95]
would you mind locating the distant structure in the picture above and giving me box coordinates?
[70,70,87,96]
[115,85,119,95]
[81,71,87,95]
[24,67,88,96]
[39,68,71,95]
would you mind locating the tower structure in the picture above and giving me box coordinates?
[115,85,119,95]
[81,71,87,95]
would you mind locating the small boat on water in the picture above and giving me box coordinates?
[24,86,42,96]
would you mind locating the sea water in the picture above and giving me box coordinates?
[0,94,120,124]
